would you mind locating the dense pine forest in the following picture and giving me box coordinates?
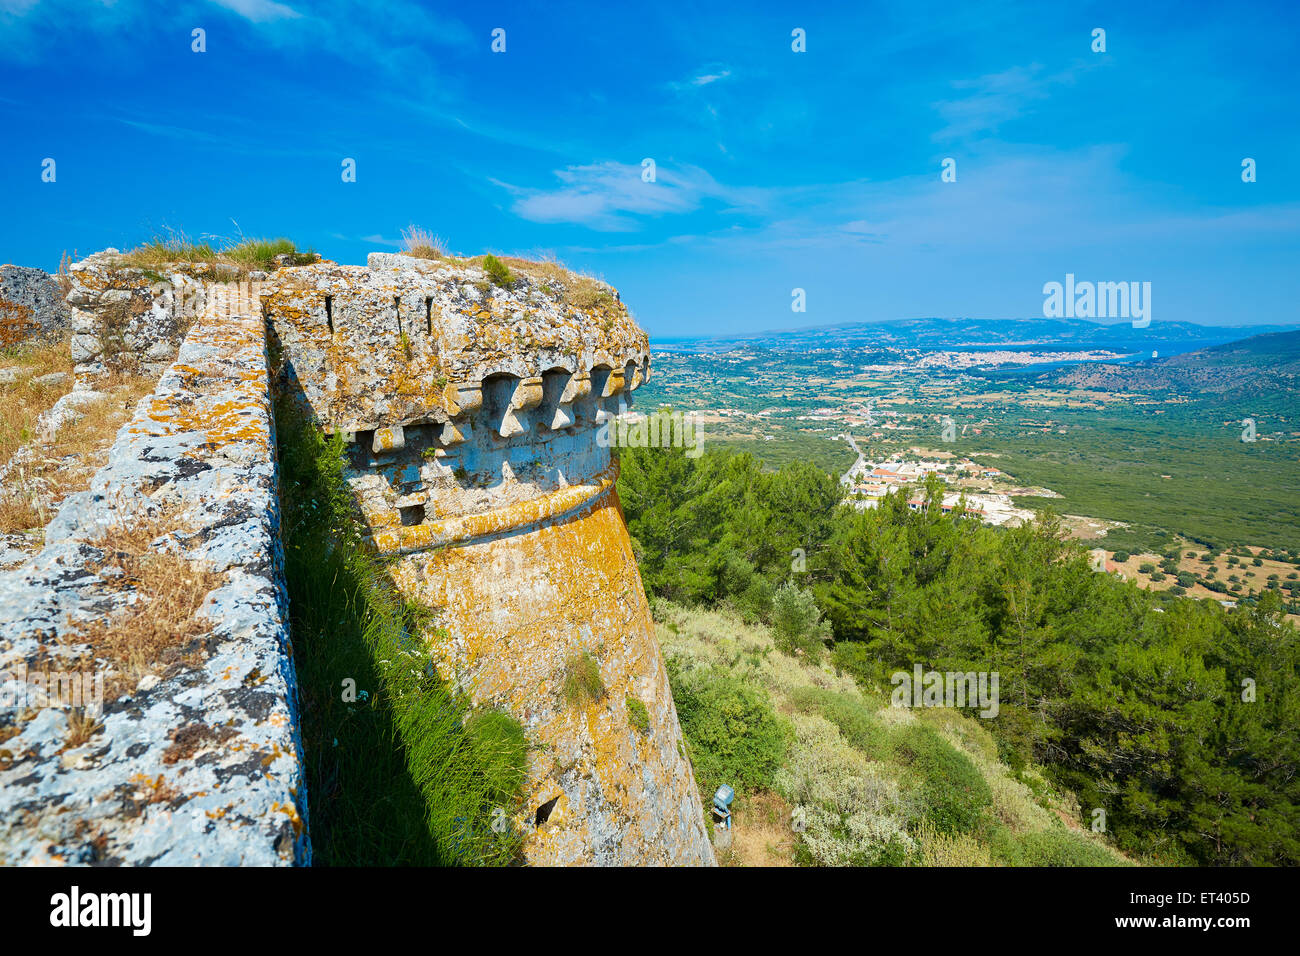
[616,443,1300,866]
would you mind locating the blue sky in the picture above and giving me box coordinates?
[2,0,1297,336]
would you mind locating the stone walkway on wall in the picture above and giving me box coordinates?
[0,281,310,865]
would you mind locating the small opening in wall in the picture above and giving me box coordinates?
[399,503,425,526]
[324,295,334,334]
[394,295,402,336]
[425,297,433,335]
[534,795,560,827]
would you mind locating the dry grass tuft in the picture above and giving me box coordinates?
[477,254,621,318]
[0,364,153,544]
[116,228,316,278]
[0,487,47,537]
[0,335,76,469]
[55,250,75,296]
[76,514,225,699]
[64,709,104,749]
[400,224,449,259]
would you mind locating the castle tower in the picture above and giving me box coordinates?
[264,254,715,865]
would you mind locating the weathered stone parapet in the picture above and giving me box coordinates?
[267,255,713,866]
[0,282,309,866]
[264,257,651,554]
[66,249,207,383]
[262,257,650,436]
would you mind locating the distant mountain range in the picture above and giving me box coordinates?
[655,317,1300,357]
[1038,328,1300,395]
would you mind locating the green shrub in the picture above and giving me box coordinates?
[482,254,514,288]
[788,686,891,761]
[989,825,1126,866]
[776,712,915,866]
[1113,550,1130,563]
[666,657,787,795]
[562,650,606,707]
[625,695,650,733]
[893,722,992,836]
[770,581,832,661]
[732,577,773,624]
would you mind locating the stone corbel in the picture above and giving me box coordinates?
[443,381,483,418]
[542,370,591,431]
[498,375,545,438]
[372,425,405,453]
[440,420,472,445]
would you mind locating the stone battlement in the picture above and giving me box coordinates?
[267,256,713,866]
[263,255,652,558]
[262,254,649,435]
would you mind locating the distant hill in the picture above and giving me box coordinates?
[656,316,1299,357]
[1040,329,1300,394]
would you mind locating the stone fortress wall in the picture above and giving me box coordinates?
[265,252,714,865]
[0,280,307,865]
[0,249,714,867]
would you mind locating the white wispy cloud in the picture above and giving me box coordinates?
[931,62,1092,142]
[495,161,765,231]
[668,65,733,92]
[691,69,730,86]
[209,0,302,23]
[546,145,1300,264]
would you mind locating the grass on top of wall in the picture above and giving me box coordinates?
[118,230,318,277]
[275,402,527,865]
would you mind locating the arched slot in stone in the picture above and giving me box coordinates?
[535,795,560,827]
[626,357,645,391]
[587,365,613,424]
[394,296,402,337]
[540,367,576,431]
[621,360,638,414]
[483,373,523,439]
[346,428,374,467]
[425,296,433,335]
[324,294,334,334]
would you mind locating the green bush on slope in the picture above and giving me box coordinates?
[655,601,1130,867]
[892,722,993,836]
[666,656,787,796]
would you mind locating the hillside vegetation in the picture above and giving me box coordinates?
[658,602,1128,866]
[618,443,1300,865]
